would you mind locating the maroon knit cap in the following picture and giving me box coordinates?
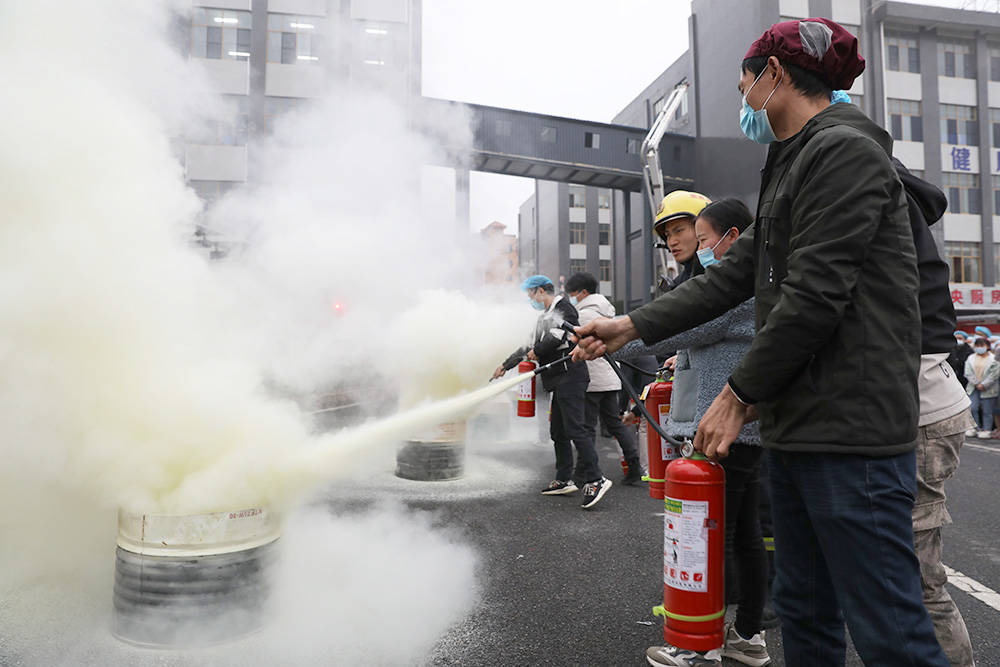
[744,18,865,90]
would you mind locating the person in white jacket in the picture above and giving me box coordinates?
[565,272,643,485]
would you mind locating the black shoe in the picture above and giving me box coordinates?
[581,477,612,509]
[623,459,644,485]
[541,479,578,495]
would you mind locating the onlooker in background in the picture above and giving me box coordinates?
[964,337,999,439]
[493,275,612,509]
[616,199,770,666]
[895,159,977,667]
[948,331,972,389]
[974,325,992,341]
[566,271,644,485]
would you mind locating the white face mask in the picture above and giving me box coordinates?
[976,346,988,355]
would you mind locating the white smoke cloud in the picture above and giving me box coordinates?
[0,0,537,662]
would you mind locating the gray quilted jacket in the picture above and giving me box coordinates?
[615,299,761,446]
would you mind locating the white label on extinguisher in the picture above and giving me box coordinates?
[517,378,533,402]
[663,497,709,593]
[658,404,678,460]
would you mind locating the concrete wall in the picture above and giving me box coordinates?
[690,0,773,205]
[517,193,538,277]
[535,180,563,284]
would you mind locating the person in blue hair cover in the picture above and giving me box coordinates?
[494,275,612,509]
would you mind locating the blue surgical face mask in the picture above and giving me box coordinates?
[696,233,729,268]
[739,69,781,144]
[530,298,545,311]
[568,295,578,306]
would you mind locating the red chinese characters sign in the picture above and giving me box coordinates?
[950,284,1000,310]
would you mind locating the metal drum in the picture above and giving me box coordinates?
[112,507,281,648]
[395,420,466,481]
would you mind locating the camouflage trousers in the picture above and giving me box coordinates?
[914,410,976,667]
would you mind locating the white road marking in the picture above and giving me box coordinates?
[944,565,1000,612]
[964,442,1000,455]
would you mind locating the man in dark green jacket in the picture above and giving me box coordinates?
[575,19,947,667]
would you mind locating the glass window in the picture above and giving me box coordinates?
[568,186,586,208]
[938,40,975,79]
[598,225,610,246]
[887,99,923,142]
[940,104,978,146]
[597,191,611,209]
[942,173,980,214]
[626,138,640,154]
[990,109,1000,147]
[674,89,688,120]
[569,259,587,275]
[359,22,394,67]
[541,126,557,143]
[191,9,251,61]
[599,259,612,282]
[653,96,666,116]
[886,33,920,73]
[569,223,586,244]
[945,241,981,283]
[993,175,1000,215]
[991,46,1000,81]
[267,14,322,64]
[584,131,600,149]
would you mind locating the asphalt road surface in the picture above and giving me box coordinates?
[404,421,1000,666]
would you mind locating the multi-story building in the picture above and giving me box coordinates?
[480,221,519,285]
[518,184,615,296]
[184,0,420,252]
[520,0,1000,315]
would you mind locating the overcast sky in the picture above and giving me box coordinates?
[420,0,988,236]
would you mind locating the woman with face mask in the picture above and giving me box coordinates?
[963,337,1000,438]
[614,199,771,666]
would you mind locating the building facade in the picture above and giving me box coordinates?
[520,0,1000,315]
[480,221,519,285]
[183,0,420,252]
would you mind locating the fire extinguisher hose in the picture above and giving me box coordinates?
[604,354,677,446]
[553,322,679,448]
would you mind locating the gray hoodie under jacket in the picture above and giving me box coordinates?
[615,299,761,446]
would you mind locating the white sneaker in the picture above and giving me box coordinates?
[646,644,721,666]
[977,430,991,439]
[965,428,978,437]
[720,623,770,666]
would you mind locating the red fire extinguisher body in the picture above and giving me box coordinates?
[644,377,676,499]
[516,360,536,417]
[659,454,725,652]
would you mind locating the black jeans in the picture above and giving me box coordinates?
[768,449,947,666]
[720,444,767,639]
[550,379,602,484]
[584,390,639,461]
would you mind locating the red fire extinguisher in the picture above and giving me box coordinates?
[516,360,536,417]
[653,444,725,653]
[643,372,676,499]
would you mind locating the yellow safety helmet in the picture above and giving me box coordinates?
[653,190,711,238]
